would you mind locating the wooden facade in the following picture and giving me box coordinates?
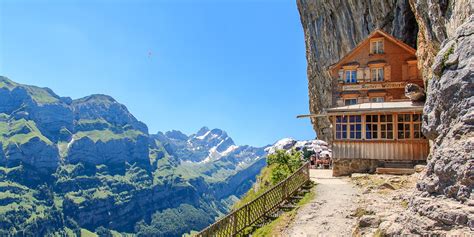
[329,30,423,107]
[326,30,429,163]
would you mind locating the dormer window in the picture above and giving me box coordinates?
[370,38,384,54]
[345,70,357,83]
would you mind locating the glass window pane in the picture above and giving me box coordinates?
[387,115,393,122]
[378,68,384,81]
[373,115,378,122]
[387,132,393,139]
[413,114,421,122]
[387,124,393,130]
[405,114,411,121]
[356,116,361,122]
[366,115,371,122]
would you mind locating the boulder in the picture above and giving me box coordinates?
[405,83,425,101]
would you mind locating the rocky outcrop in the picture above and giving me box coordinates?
[408,0,472,80]
[67,135,150,166]
[297,0,473,232]
[417,17,473,202]
[405,83,425,101]
[72,94,148,134]
[296,0,418,141]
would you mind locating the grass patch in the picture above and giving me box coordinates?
[25,86,59,104]
[0,119,53,149]
[352,207,375,218]
[400,200,409,209]
[251,184,315,236]
[232,164,276,210]
[80,229,98,237]
[74,128,143,142]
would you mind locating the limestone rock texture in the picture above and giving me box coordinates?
[297,0,473,231]
[417,16,473,201]
[296,0,418,141]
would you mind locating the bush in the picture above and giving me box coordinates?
[267,150,302,184]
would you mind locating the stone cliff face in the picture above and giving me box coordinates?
[297,0,418,141]
[418,16,473,201]
[297,0,473,231]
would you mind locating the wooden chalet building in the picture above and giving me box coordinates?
[303,30,429,175]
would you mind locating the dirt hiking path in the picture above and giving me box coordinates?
[284,169,359,237]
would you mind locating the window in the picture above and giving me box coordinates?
[370,97,384,103]
[345,70,357,83]
[371,68,384,81]
[366,114,393,140]
[370,39,384,54]
[365,115,378,139]
[344,99,357,106]
[349,115,362,139]
[397,114,412,139]
[335,115,361,140]
[380,115,394,139]
[413,114,423,139]
[335,116,347,140]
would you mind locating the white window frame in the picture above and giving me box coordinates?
[370,39,384,54]
[371,68,384,82]
[344,98,358,105]
[370,97,384,103]
[345,70,357,83]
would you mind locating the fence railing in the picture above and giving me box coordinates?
[196,162,311,237]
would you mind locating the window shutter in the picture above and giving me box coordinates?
[338,69,344,81]
[402,64,408,80]
[364,68,371,81]
[384,65,391,81]
[357,68,364,80]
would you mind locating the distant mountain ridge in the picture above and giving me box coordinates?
[0,76,267,236]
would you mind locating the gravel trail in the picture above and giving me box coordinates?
[284,169,359,237]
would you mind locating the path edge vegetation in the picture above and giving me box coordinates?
[230,149,317,236]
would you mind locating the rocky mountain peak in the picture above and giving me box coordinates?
[196,126,210,136]
[72,94,148,134]
[164,130,188,141]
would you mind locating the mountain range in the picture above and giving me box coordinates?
[0,76,267,236]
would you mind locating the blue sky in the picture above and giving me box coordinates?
[0,0,315,146]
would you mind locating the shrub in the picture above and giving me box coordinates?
[267,150,302,184]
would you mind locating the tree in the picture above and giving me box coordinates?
[267,149,302,184]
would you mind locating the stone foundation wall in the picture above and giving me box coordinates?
[332,158,378,177]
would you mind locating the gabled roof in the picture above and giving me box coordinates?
[329,30,417,71]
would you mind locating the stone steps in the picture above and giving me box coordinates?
[376,167,415,175]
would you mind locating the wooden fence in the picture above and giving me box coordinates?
[196,162,311,237]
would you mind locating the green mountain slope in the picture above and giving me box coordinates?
[0,76,267,236]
